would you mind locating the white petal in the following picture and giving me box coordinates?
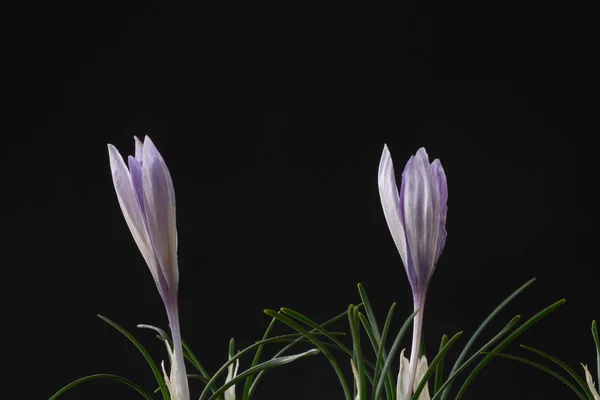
[351,359,360,400]
[134,136,144,162]
[378,145,409,272]
[225,355,240,400]
[142,136,179,290]
[396,349,413,400]
[161,360,172,394]
[583,364,600,400]
[414,355,431,400]
[108,144,163,296]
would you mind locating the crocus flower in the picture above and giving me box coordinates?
[378,145,447,397]
[108,136,190,400]
[583,364,600,400]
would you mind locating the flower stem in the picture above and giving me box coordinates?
[409,292,426,391]
[166,296,190,400]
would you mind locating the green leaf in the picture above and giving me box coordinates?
[358,283,395,397]
[349,306,367,400]
[441,277,536,400]
[248,307,356,398]
[454,298,565,400]
[49,374,154,400]
[430,315,520,400]
[373,302,397,400]
[374,308,419,400]
[280,307,353,357]
[207,349,320,400]
[411,331,463,400]
[482,352,587,400]
[242,317,277,400]
[98,315,170,400]
[520,344,595,400]
[434,334,449,394]
[592,320,600,388]
[356,312,391,398]
[182,340,217,394]
[263,309,353,400]
[198,331,326,400]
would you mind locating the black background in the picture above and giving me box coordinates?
[4,1,594,399]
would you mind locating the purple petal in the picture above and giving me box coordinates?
[128,156,145,216]
[431,159,447,264]
[141,136,178,290]
[108,144,165,297]
[378,145,412,281]
[401,148,440,288]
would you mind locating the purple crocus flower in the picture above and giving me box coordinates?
[378,145,447,398]
[108,136,190,400]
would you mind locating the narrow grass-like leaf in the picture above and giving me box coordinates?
[373,302,397,400]
[229,338,235,359]
[441,277,536,400]
[411,331,463,400]
[520,344,594,399]
[349,306,367,400]
[263,309,353,400]
[197,331,326,400]
[247,307,357,398]
[374,309,419,400]
[181,340,215,392]
[281,307,353,357]
[357,283,383,344]
[283,307,376,386]
[97,315,170,400]
[49,374,153,400]
[242,317,277,400]
[207,349,319,400]
[592,320,599,387]
[434,334,449,394]
[454,298,565,400]
[358,312,393,399]
[430,315,520,400]
[357,283,396,398]
[483,352,587,400]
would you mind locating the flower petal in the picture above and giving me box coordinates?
[134,136,144,163]
[414,355,431,400]
[431,159,447,265]
[351,359,360,400]
[378,145,412,284]
[141,136,179,290]
[396,349,412,400]
[225,354,240,400]
[401,147,441,290]
[108,144,164,297]
[583,364,600,400]
[161,360,173,394]
[128,156,145,216]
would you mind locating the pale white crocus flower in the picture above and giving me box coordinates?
[582,364,600,400]
[108,136,189,400]
[396,349,431,400]
[378,145,447,395]
[225,354,240,400]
